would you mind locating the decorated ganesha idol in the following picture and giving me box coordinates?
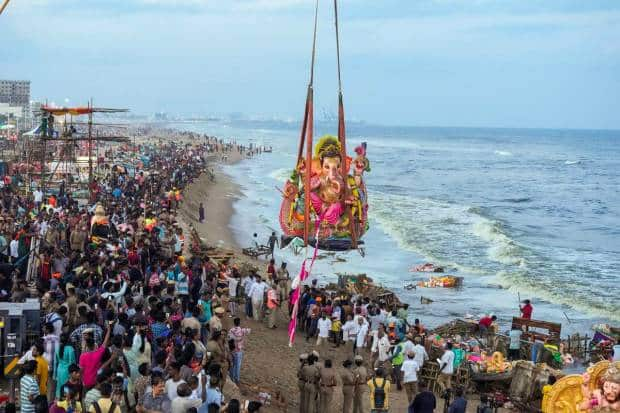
[279,135,369,250]
[543,361,620,413]
[580,363,620,412]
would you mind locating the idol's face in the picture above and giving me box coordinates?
[322,156,341,181]
[603,381,620,403]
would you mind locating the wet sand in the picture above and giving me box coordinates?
[178,152,242,251]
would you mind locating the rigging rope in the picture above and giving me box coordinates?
[309,0,319,87]
[301,0,320,247]
[334,0,343,94]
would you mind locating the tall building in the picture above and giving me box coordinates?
[0,80,31,129]
[0,80,30,107]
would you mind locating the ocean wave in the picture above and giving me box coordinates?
[472,220,524,266]
[565,160,581,165]
[370,193,525,272]
[370,191,619,321]
[494,150,513,156]
[494,271,620,322]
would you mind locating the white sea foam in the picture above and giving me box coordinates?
[565,160,581,165]
[471,220,524,266]
[494,150,513,157]
[370,192,525,272]
[494,271,620,322]
[370,191,620,322]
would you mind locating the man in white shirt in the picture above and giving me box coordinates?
[316,313,332,347]
[9,238,19,262]
[341,315,359,355]
[33,188,43,208]
[437,342,455,393]
[227,275,239,316]
[171,382,202,413]
[248,276,267,321]
[403,334,415,356]
[165,362,186,401]
[355,316,369,355]
[412,336,429,369]
[401,351,420,404]
[372,329,392,370]
[241,274,255,319]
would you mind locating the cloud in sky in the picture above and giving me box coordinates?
[2,0,619,129]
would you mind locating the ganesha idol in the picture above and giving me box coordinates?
[543,360,620,413]
[279,135,370,250]
[91,204,112,243]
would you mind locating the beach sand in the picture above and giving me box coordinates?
[177,157,502,413]
[178,152,242,251]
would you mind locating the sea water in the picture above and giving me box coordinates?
[172,121,619,334]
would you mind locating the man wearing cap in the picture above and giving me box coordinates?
[300,353,321,413]
[276,262,290,304]
[209,307,225,332]
[352,355,368,413]
[298,354,309,413]
[319,359,338,413]
[341,359,355,413]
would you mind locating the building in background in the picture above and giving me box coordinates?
[0,80,31,130]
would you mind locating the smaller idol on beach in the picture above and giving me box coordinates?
[543,360,620,413]
[580,363,620,412]
[279,135,370,250]
[90,204,112,244]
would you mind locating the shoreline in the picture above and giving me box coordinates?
[178,154,243,252]
[183,147,611,332]
[176,153,503,413]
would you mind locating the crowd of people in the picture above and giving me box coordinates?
[2,134,265,412]
[0,127,558,413]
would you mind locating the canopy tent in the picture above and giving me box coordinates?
[41,106,94,116]
[40,106,129,116]
[23,125,42,136]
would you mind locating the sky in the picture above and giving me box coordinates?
[1,0,620,129]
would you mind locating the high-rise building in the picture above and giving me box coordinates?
[0,80,30,107]
[0,80,31,128]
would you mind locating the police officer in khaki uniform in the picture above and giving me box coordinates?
[300,353,321,413]
[352,355,369,413]
[298,353,309,413]
[319,359,338,413]
[340,359,355,413]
